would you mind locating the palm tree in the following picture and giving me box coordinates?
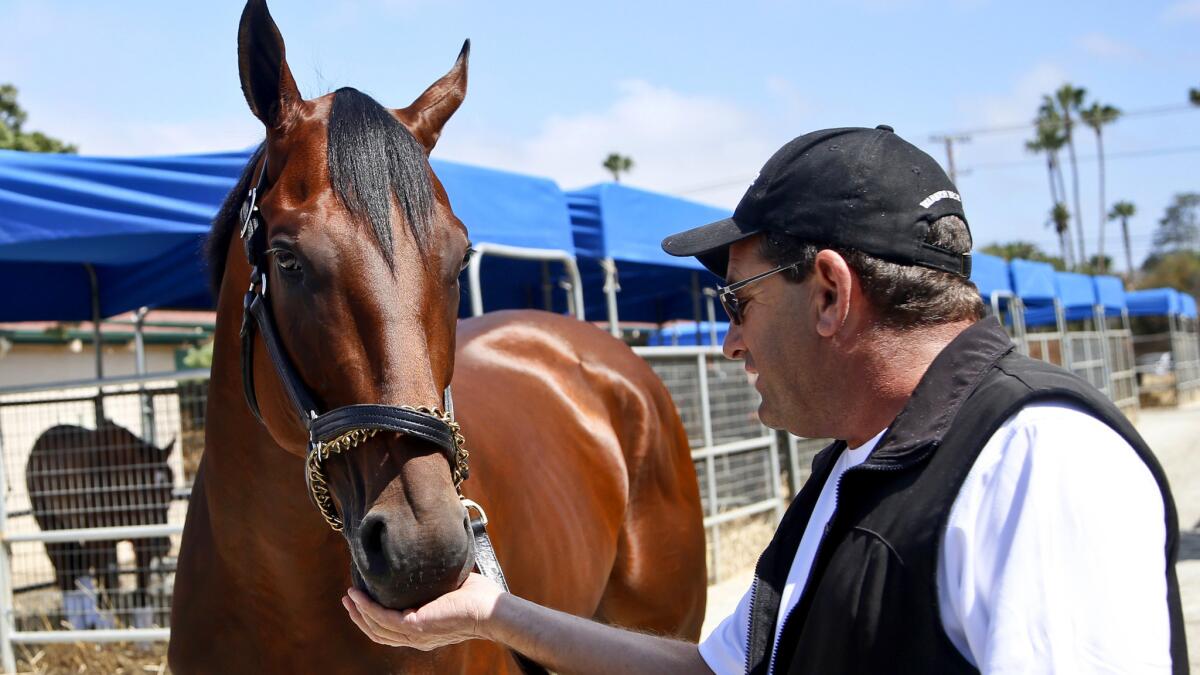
[1050,202,1072,268]
[602,153,634,182]
[1108,201,1137,282]
[1054,83,1087,265]
[1081,101,1121,274]
[1191,88,1200,106]
[1027,100,1074,266]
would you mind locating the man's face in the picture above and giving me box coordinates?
[721,237,821,434]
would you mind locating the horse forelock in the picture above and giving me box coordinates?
[205,88,437,295]
[327,87,435,267]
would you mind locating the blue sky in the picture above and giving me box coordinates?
[4,0,1198,271]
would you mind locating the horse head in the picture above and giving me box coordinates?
[234,0,475,609]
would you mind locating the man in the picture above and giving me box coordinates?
[344,126,1187,673]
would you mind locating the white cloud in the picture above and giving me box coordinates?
[435,80,780,208]
[1076,32,1144,61]
[1162,0,1200,21]
[46,114,263,157]
[960,62,1069,129]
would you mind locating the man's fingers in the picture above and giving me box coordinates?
[347,588,414,629]
[343,596,409,647]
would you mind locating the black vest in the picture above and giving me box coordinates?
[745,318,1187,674]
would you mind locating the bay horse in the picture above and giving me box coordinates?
[26,421,174,628]
[169,1,706,672]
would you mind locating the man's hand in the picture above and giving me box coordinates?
[342,572,504,651]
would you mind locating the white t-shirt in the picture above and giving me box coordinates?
[699,402,1172,674]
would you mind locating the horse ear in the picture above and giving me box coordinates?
[162,438,177,457]
[395,40,469,153]
[237,0,302,129]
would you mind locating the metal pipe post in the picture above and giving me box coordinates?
[602,258,620,338]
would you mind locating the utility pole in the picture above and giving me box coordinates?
[930,134,970,185]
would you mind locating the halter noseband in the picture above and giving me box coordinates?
[237,154,469,532]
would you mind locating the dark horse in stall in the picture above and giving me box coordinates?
[169,1,706,671]
[26,421,175,625]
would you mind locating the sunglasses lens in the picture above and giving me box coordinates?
[719,292,740,325]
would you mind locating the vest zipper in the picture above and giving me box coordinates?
[761,450,932,674]
[743,548,765,675]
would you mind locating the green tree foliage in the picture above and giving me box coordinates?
[979,241,1066,271]
[1027,98,1073,266]
[1077,254,1115,275]
[602,153,633,182]
[1139,251,1200,299]
[1191,88,1200,106]
[1139,194,1200,297]
[1080,101,1120,274]
[1152,193,1200,255]
[1054,83,1087,265]
[182,340,214,369]
[0,84,77,153]
[1108,201,1137,279]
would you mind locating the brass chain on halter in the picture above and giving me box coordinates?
[305,406,469,532]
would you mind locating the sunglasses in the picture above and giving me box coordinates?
[716,261,802,325]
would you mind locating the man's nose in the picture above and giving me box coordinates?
[723,321,745,360]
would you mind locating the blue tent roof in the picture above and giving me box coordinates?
[647,321,729,346]
[0,148,576,321]
[1181,294,1197,319]
[567,183,729,268]
[1054,272,1098,322]
[1009,259,1057,304]
[1092,275,1126,317]
[567,183,726,323]
[1126,288,1182,317]
[969,252,1011,299]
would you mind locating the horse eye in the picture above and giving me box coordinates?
[269,248,301,273]
[460,247,476,272]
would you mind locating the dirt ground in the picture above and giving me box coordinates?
[704,401,1200,670]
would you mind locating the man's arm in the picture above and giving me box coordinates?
[343,574,713,675]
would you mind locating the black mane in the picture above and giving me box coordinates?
[206,87,434,294]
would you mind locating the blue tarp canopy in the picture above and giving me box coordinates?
[1126,288,1182,317]
[969,252,1011,300]
[1054,272,1098,322]
[0,148,577,321]
[1183,294,1198,319]
[0,149,240,320]
[1009,259,1059,328]
[1092,276,1127,318]
[647,321,729,346]
[567,183,727,323]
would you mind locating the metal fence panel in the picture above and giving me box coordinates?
[0,374,202,658]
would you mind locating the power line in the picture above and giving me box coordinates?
[961,144,1200,172]
[921,103,1199,140]
[673,143,1200,196]
[671,101,1200,196]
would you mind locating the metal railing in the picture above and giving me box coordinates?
[0,372,204,671]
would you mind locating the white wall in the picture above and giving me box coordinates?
[0,343,180,389]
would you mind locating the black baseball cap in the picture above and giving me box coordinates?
[661,125,971,279]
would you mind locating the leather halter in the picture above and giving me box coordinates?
[236,154,468,532]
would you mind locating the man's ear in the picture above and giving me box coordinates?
[811,249,854,338]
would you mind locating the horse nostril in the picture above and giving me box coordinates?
[358,513,389,572]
